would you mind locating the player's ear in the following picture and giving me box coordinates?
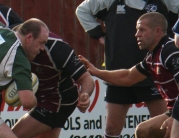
[155,27,162,37]
[25,33,33,44]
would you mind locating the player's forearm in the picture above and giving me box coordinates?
[77,72,95,96]
[94,69,134,87]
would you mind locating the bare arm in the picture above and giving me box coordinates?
[78,55,147,86]
[76,72,95,113]
[18,90,37,109]
[95,66,147,86]
[76,72,95,96]
[173,18,179,48]
[174,34,179,48]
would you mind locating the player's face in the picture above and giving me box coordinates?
[175,35,179,48]
[25,27,49,61]
[135,19,156,51]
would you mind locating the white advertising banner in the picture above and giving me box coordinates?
[1,77,150,138]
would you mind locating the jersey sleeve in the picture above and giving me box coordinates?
[76,0,114,39]
[163,0,179,14]
[162,42,179,82]
[173,19,179,35]
[50,41,87,81]
[12,46,32,91]
[136,61,151,77]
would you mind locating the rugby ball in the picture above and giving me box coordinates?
[4,73,39,106]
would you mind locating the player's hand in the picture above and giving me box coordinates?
[78,55,99,76]
[77,92,90,113]
[160,117,173,138]
[99,37,105,45]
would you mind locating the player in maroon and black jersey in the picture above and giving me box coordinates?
[0,4,22,28]
[170,18,179,138]
[12,32,95,138]
[78,12,179,138]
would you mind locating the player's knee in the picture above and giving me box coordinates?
[105,126,119,136]
[105,120,123,135]
[135,123,148,138]
[104,125,121,138]
[103,132,120,138]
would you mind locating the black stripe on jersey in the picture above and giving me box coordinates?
[161,40,179,67]
[136,62,151,77]
[46,36,87,81]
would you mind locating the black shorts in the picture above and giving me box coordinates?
[28,101,78,129]
[172,95,179,121]
[104,86,163,104]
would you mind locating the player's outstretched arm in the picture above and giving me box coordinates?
[78,55,146,87]
[78,55,100,76]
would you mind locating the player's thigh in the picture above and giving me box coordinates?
[145,99,167,117]
[36,128,61,138]
[135,113,169,137]
[171,119,179,138]
[105,103,131,135]
[12,113,51,138]
[0,122,18,138]
[172,95,179,122]
[171,96,179,138]
[106,102,131,127]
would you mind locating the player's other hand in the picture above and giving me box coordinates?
[77,92,90,113]
[99,36,105,45]
[78,55,99,76]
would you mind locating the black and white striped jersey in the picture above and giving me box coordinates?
[31,32,87,112]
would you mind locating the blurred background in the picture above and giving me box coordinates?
[0,0,104,68]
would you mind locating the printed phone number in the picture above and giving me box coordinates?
[70,134,135,138]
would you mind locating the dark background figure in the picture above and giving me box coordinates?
[0,4,22,28]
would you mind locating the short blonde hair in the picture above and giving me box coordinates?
[138,12,168,33]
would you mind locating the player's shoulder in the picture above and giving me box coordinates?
[48,32,66,44]
[0,4,10,15]
[162,37,178,54]
[47,32,70,49]
[49,32,62,39]
[0,4,10,10]
[161,37,179,62]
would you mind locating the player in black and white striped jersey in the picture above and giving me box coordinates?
[12,32,95,138]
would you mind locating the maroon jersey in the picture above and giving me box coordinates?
[136,36,179,110]
[31,32,86,112]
